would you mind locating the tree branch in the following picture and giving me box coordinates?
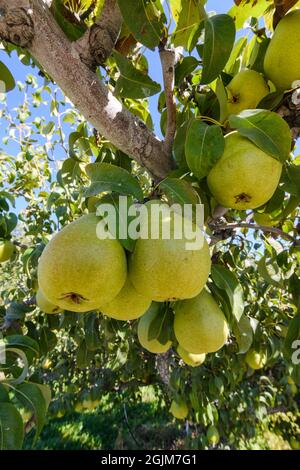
[0,0,173,180]
[159,46,176,156]
[75,0,122,70]
[209,221,298,244]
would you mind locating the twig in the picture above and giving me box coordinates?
[209,222,298,243]
[159,46,177,156]
[123,404,141,448]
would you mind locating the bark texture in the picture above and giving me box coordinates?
[0,0,173,180]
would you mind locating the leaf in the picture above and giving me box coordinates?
[185,119,225,179]
[85,163,143,201]
[4,335,39,365]
[281,162,300,197]
[84,312,101,351]
[233,315,253,354]
[0,61,15,93]
[0,403,24,450]
[117,0,165,50]
[5,302,32,323]
[159,177,199,206]
[147,303,173,345]
[175,56,199,86]
[211,265,244,322]
[229,0,270,30]
[284,313,300,361]
[15,382,48,442]
[76,339,94,368]
[0,384,9,403]
[172,0,207,50]
[257,255,283,288]
[114,52,161,99]
[39,327,57,356]
[50,0,87,41]
[229,109,292,163]
[200,14,236,85]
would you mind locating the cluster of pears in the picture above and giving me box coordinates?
[37,201,229,364]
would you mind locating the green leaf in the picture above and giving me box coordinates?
[117,0,165,50]
[84,312,101,351]
[96,194,136,252]
[257,255,283,288]
[0,61,15,92]
[172,0,207,50]
[39,327,57,356]
[229,110,292,163]
[0,403,24,450]
[0,384,9,402]
[114,52,161,99]
[201,14,236,85]
[281,162,300,197]
[228,0,270,30]
[15,382,48,442]
[159,177,199,206]
[233,315,253,354]
[211,265,244,322]
[185,119,225,179]
[4,335,39,365]
[76,339,94,368]
[147,303,173,345]
[85,163,143,201]
[175,56,199,86]
[50,0,87,41]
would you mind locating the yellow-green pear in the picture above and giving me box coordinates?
[264,10,300,90]
[38,214,127,313]
[207,132,282,210]
[129,201,211,302]
[137,304,172,354]
[169,399,188,420]
[0,240,15,263]
[174,290,229,354]
[36,289,63,314]
[177,345,206,367]
[207,425,220,446]
[290,438,300,450]
[245,349,267,370]
[100,278,152,321]
[226,69,269,117]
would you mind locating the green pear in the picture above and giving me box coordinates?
[264,10,300,90]
[137,304,172,354]
[226,69,269,117]
[245,349,267,370]
[100,278,152,321]
[0,240,15,263]
[36,289,63,314]
[177,344,206,367]
[38,214,127,313]
[169,398,188,420]
[129,201,211,302]
[207,425,220,446]
[174,290,229,354]
[207,132,282,210]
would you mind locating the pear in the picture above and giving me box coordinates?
[226,69,269,117]
[207,132,282,210]
[169,398,188,420]
[177,345,206,367]
[38,214,127,313]
[264,10,300,90]
[137,304,172,354]
[36,289,63,314]
[129,201,211,302]
[174,290,229,354]
[100,278,152,321]
[0,240,15,263]
[245,349,267,370]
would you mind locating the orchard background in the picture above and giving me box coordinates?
[0,0,300,450]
